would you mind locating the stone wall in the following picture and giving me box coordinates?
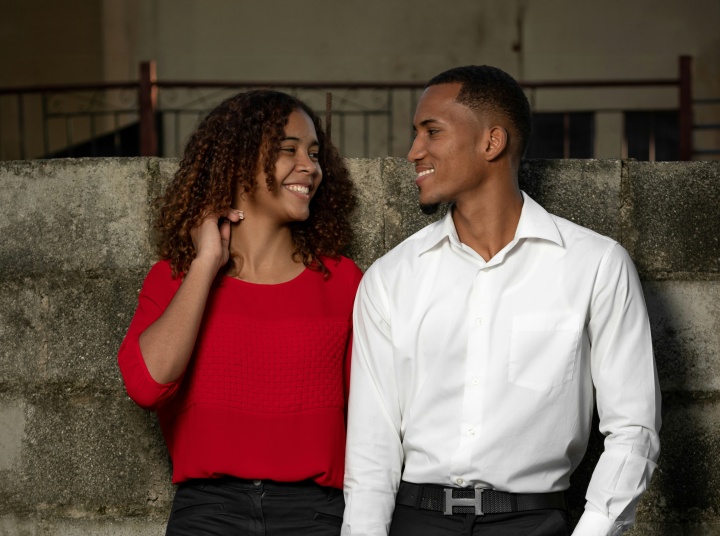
[0,158,718,535]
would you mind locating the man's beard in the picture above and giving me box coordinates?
[419,202,441,215]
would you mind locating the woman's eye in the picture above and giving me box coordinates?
[281,147,296,154]
[309,151,320,161]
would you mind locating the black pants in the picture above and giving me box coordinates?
[165,478,344,536]
[389,504,571,536]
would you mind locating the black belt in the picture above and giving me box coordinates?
[396,481,567,516]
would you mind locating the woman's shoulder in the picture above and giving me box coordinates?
[140,259,183,295]
[145,259,176,280]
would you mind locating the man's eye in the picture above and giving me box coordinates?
[428,129,439,136]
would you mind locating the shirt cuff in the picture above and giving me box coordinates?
[572,510,622,536]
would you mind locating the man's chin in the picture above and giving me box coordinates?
[419,202,441,215]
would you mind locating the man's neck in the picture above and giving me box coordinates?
[451,181,524,262]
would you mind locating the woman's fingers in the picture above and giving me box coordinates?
[219,219,231,254]
[191,215,222,262]
[190,209,243,270]
[225,208,244,223]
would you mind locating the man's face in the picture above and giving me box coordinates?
[408,83,488,212]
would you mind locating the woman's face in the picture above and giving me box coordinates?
[239,109,323,224]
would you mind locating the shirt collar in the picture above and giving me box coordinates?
[515,192,563,246]
[417,191,563,255]
[417,207,459,255]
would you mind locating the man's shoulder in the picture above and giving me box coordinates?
[548,211,618,252]
[373,218,445,269]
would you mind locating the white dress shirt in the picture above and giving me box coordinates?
[343,192,661,536]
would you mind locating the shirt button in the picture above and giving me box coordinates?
[472,377,479,385]
[475,318,484,326]
[468,429,476,436]
[456,478,464,485]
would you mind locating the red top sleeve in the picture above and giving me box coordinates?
[117,261,183,410]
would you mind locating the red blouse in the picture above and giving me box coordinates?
[118,256,363,488]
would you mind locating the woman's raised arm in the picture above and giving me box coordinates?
[139,209,242,383]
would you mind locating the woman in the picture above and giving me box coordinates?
[118,90,362,536]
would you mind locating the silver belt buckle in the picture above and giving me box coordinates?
[443,488,484,515]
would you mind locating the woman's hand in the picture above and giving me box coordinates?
[139,207,244,384]
[190,209,244,273]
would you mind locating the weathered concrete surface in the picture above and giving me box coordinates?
[0,157,718,534]
[380,158,448,251]
[0,159,154,275]
[0,516,167,536]
[0,401,24,473]
[644,281,720,393]
[0,273,146,389]
[520,159,623,241]
[343,159,387,271]
[645,395,720,525]
[623,161,720,279]
[0,394,171,516]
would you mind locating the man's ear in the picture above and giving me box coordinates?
[483,126,508,162]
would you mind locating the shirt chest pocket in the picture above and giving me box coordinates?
[508,312,580,391]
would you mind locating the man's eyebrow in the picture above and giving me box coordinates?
[413,119,442,130]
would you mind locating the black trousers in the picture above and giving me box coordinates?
[165,478,344,536]
[389,504,571,536]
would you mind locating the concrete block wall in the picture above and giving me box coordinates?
[0,158,718,535]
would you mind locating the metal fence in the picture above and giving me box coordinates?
[0,63,425,161]
[1,56,715,162]
[151,83,425,159]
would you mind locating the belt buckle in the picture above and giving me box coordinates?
[443,488,484,515]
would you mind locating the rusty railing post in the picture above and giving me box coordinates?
[679,55,692,161]
[325,91,332,143]
[139,61,158,157]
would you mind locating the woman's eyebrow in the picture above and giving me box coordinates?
[281,135,319,145]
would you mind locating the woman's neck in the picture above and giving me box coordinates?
[227,219,305,284]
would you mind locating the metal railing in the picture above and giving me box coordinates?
[692,97,720,157]
[0,63,425,160]
[1,56,713,162]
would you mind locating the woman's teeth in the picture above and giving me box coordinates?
[286,184,310,195]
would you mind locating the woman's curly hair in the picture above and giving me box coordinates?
[155,89,355,278]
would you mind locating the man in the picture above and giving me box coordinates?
[342,66,660,536]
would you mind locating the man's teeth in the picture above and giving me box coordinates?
[286,184,310,195]
[417,169,434,177]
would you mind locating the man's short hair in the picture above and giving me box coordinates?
[427,65,532,159]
